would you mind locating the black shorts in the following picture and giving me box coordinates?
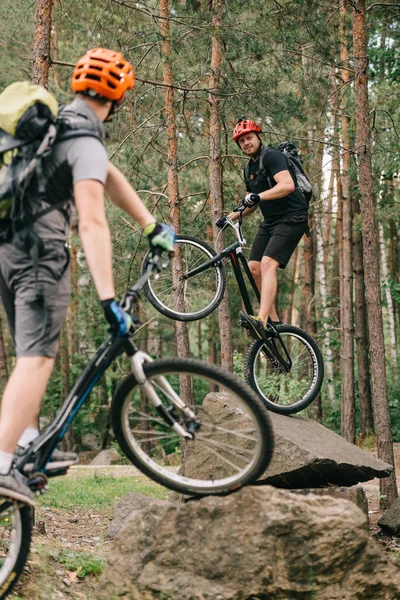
[249,217,308,268]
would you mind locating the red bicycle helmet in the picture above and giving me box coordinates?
[71,48,135,102]
[232,118,262,142]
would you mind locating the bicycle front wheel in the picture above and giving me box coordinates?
[0,502,32,600]
[244,325,324,415]
[111,358,273,495]
[142,235,226,321]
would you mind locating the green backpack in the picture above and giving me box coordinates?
[0,81,103,244]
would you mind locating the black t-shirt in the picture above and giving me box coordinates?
[245,147,308,224]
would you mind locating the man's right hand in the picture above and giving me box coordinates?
[215,216,228,229]
[144,222,176,253]
[101,299,132,336]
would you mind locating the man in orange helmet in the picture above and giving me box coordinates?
[0,48,175,505]
[216,117,308,342]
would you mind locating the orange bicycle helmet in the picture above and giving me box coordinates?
[71,48,135,102]
[232,118,262,142]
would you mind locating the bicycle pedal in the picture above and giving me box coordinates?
[29,472,48,494]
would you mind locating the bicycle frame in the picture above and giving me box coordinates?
[182,207,292,372]
[182,213,260,316]
[14,256,197,488]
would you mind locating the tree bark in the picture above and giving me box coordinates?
[67,229,79,358]
[32,0,53,87]
[160,0,191,399]
[378,222,398,377]
[352,193,374,435]
[0,309,9,391]
[208,0,233,371]
[339,0,355,442]
[316,222,335,406]
[352,0,397,507]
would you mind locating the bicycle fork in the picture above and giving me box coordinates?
[131,351,198,439]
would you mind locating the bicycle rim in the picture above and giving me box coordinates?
[112,359,273,495]
[143,236,225,321]
[0,503,31,599]
[246,329,321,414]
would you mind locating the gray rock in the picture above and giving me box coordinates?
[90,448,121,466]
[378,497,400,535]
[81,433,99,450]
[183,392,392,489]
[290,485,369,519]
[97,486,400,600]
[263,412,392,487]
[108,493,173,539]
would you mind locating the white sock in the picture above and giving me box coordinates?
[0,451,14,475]
[18,428,39,448]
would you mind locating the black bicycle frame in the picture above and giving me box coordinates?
[15,258,162,482]
[183,213,292,371]
[14,335,137,479]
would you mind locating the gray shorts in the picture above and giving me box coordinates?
[0,236,70,358]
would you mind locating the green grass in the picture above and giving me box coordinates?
[50,548,104,578]
[39,472,168,513]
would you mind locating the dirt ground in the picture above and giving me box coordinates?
[11,447,400,599]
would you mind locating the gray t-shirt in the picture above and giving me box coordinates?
[29,98,109,243]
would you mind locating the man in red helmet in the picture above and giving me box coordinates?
[0,48,176,505]
[217,117,308,342]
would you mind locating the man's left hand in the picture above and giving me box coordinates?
[242,193,261,208]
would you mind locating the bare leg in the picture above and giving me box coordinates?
[258,256,280,323]
[0,357,54,454]
[249,259,280,322]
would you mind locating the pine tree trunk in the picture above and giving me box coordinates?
[0,309,9,391]
[378,222,398,377]
[160,0,191,398]
[51,0,61,87]
[208,0,233,371]
[290,246,301,326]
[67,231,79,358]
[32,0,53,87]
[352,193,374,435]
[352,0,397,507]
[339,0,355,442]
[316,224,335,405]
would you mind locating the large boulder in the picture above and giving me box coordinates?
[90,448,121,466]
[183,393,392,488]
[97,486,400,600]
[378,497,400,535]
[108,493,171,539]
[263,412,392,487]
[291,485,369,519]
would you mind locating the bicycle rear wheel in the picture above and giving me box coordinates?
[142,235,226,321]
[244,325,324,415]
[111,358,273,495]
[0,502,32,600]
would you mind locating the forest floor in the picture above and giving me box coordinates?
[10,447,400,600]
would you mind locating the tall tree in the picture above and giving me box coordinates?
[339,0,355,442]
[0,309,9,391]
[208,0,233,371]
[32,0,52,87]
[352,0,397,506]
[159,0,191,369]
[352,193,374,435]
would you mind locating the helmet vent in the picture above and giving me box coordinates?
[86,73,101,82]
